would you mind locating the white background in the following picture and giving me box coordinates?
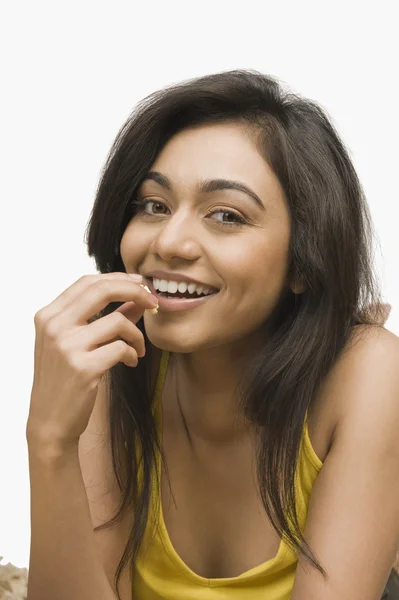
[1,1,398,569]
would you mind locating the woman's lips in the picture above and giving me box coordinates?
[145,278,219,313]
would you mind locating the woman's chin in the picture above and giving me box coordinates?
[143,329,207,355]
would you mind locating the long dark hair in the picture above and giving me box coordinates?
[84,69,388,599]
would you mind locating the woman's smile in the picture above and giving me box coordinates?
[146,277,221,313]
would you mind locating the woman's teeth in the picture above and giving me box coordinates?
[152,278,216,297]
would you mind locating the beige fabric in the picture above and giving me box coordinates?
[0,557,28,599]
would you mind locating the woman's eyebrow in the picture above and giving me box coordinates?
[140,170,266,211]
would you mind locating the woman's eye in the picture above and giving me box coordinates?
[208,208,247,226]
[133,198,166,215]
[131,198,248,227]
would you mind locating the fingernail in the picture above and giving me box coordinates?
[139,284,158,306]
[149,294,158,306]
[128,273,143,281]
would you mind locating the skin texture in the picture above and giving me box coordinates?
[120,122,304,444]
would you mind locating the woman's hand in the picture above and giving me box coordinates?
[26,272,158,452]
[365,302,392,325]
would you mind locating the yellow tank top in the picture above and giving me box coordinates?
[131,350,323,599]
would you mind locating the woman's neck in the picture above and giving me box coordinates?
[169,348,257,446]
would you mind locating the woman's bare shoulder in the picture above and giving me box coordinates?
[309,325,398,461]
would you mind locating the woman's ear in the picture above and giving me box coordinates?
[290,277,306,295]
[288,274,391,324]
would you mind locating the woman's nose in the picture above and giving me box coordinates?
[151,214,202,260]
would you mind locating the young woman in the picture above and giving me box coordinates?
[26,70,399,600]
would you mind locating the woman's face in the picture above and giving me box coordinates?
[120,122,298,354]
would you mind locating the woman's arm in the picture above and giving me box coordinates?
[291,327,399,600]
[26,374,132,600]
[26,439,119,600]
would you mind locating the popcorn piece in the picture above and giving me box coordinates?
[140,284,159,314]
